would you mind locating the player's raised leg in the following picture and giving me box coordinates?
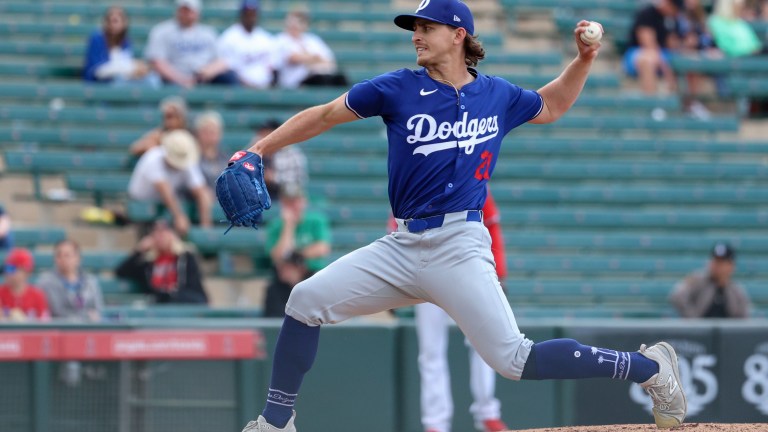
[249,234,425,431]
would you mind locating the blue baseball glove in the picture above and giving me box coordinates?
[215,151,272,232]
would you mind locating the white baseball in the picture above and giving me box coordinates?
[580,21,603,45]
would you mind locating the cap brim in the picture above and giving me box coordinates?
[394,14,448,31]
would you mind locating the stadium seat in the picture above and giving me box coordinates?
[0,250,126,272]
[9,227,66,248]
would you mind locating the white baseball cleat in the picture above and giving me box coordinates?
[241,412,297,432]
[638,342,687,428]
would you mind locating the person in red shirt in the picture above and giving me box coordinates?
[0,248,50,321]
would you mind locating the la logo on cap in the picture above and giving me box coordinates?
[416,0,430,12]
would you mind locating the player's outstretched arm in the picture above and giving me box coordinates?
[249,93,359,156]
[529,20,602,124]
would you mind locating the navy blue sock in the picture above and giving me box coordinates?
[520,338,658,383]
[261,315,320,428]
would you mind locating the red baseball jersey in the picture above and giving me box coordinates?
[0,284,50,319]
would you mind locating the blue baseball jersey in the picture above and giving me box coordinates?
[345,67,542,219]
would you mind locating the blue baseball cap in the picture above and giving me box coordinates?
[241,0,260,11]
[395,0,475,36]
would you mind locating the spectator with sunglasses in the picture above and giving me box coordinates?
[130,95,190,157]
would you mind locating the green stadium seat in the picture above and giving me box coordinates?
[504,254,765,278]
[491,159,768,181]
[9,227,66,248]
[0,125,254,151]
[65,173,130,206]
[101,305,264,319]
[98,277,142,295]
[501,137,768,158]
[500,0,639,13]
[669,56,768,74]
[0,3,405,24]
[502,231,768,255]
[0,102,383,133]
[331,228,385,249]
[2,150,130,198]
[499,207,768,229]
[530,114,739,132]
[491,183,768,206]
[3,150,131,172]
[187,226,266,255]
[725,76,768,97]
[0,250,126,272]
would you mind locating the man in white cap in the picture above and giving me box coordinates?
[128,129,212,234]
[145,0,237,88]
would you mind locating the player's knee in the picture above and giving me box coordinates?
[481,339,533,380]
[494,359,527,381]
[285,279,326,325]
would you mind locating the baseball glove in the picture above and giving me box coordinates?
[215,151,272,232]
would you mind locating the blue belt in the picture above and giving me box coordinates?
[403,210,483,233]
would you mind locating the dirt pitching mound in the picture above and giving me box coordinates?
[511,424,766,432]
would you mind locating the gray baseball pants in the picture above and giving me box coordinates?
[285,211,534,379]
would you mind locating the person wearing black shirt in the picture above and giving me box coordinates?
[623,0,684,120]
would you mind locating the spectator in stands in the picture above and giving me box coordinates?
[128,129,213,236]
[254,119,309,202]
[624,0,698,121]
[130,95,189,156]
[0,248,49,321]
[0,203,12,250]
[216,0,277,88]
[677,0,721,119]
[708,0,765,57]
[274,6,348,88]
[195,110,229,188]
[37,240,103,322]
[743,0,768,20]
[83,6,156,86]
[263,183,331,317]
[680,0,718,54]
[670,242,751,318]
[115,219,208,304]
[145,0,236,88]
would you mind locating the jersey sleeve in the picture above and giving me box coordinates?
[344,71,403,119]
[502,80,543,133]
[345,81,386,119]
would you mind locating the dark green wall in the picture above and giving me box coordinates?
[2,319,768,432]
